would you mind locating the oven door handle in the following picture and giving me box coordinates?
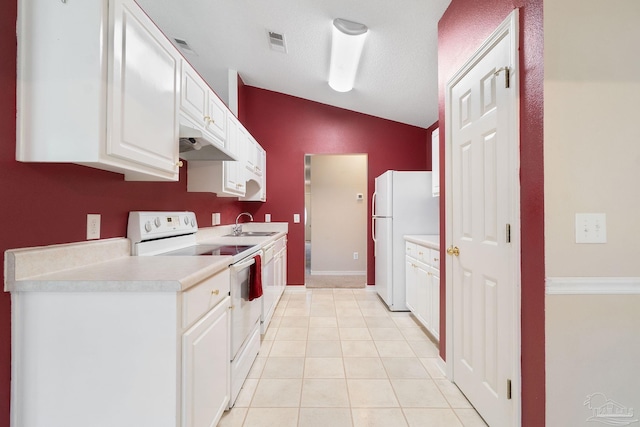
[231,257,256,271]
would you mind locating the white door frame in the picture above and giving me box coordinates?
[444,9,522,426]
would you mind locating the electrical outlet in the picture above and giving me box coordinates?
[212,213,221,225]
[87,214,100,240]
[353,252,359,260]
[265,214,271,223]
[293,214,300,223]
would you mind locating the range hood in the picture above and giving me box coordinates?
[178,124,238,161]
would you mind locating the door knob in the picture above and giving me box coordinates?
[446,246,460,256]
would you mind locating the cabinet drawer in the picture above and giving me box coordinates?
[405,242,417,258]
[183,268,230,329]
[416,245,440,269]
[415,245,430,265]
[274,236,286,253]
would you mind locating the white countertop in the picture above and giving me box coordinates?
[5,222,288,293]
[404,234,440,249]
[6,256,232,292]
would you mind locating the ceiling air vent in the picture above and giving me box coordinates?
[268,31,287,53]
[173,37,197,55]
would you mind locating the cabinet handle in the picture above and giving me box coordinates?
[211,289,220,295]
[176,160,184,168]
[434,258,439,262]
[203,115,214,124]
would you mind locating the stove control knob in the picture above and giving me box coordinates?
[190,218,196,228]
[154,217,162,228]
[183,216,189,225]
[144,221,153,232]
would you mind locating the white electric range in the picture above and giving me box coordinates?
[127,211,263,408]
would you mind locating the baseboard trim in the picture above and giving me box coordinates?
[309,271,366,276]
[546,277,640,295]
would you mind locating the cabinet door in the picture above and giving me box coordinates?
[415,263,430,328]
[255,144,265,176]
[206,93,227,144]
[430,268,440,340]
[108,0,179,176]
[181,62,208,128]
[182,298,230,427]
[245,135,257,173]
[222,116,245,196]
[405,258,418,312]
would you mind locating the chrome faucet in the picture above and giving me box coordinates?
[233,212,253,235]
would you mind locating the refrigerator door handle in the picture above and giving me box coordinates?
[372,191,378,257]
[372,216,376,242]
[372,191,377,217]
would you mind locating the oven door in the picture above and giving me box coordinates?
[229,254,263,361]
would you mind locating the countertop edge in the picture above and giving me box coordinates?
[404,234,440,249]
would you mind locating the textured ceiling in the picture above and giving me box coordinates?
[136,0,452,129]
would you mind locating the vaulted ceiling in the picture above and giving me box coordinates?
[137,0,452,128]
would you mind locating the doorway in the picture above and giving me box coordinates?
[304,154,368,288]
[444,10,521,427]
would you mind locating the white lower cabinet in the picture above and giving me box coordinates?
[182,298,229,427]
[10,269,231,427]
[405,241,440,340]
[261,236,287,333]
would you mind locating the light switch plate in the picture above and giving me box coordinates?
[293,214,300,223]
[575,213,607,243]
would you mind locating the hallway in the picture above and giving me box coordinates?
[218,287,486,427]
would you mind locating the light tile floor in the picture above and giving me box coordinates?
[218,287,488,427]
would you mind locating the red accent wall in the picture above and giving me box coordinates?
[241,87,431,286]
[0,3,256,424]
[438,1,544,426]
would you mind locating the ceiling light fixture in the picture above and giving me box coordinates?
[328,18,368,92]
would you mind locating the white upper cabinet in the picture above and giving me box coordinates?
[244,135,265,177]
[180,60,226,146]
[17,0,181,181]
[431,128,440,197]
[239,132,266,201]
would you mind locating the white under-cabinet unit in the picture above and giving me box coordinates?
[9,267,231,427]
[17,0,181,181]
[405,236,440,340]
[188,114,267,200]
[187,114,246,197]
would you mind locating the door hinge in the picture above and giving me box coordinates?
[495,66,510,88]
[506,224,511,243]
[507,379,512,400]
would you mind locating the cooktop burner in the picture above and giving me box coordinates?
[160,244,255,257]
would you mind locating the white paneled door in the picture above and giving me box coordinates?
[446,10,520,427]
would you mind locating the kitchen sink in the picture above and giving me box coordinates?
[224,231,278,237]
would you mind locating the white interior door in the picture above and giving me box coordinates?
[445,10,520,427]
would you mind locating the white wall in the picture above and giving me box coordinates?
[309,154,367,274]
[545,1,640,424]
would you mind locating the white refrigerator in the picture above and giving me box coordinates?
[372,171,439,311]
